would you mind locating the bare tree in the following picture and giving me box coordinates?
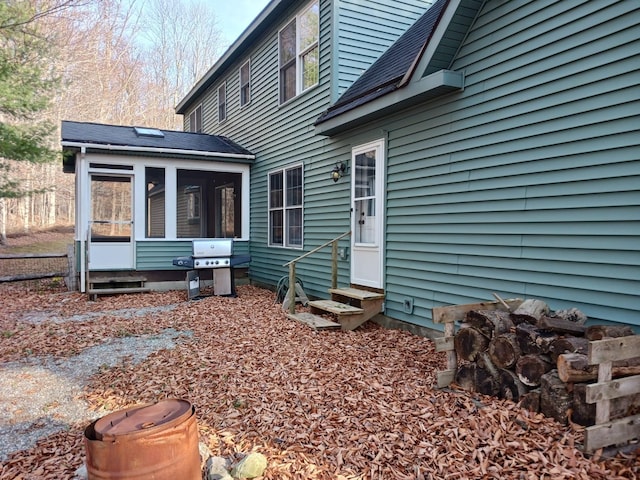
[139,0,224,129]
[1,0,226,237]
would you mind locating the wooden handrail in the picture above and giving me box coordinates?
[283,231,351,314]
[283,230,351,267]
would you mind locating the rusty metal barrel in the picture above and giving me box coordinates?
[84,398,201,480]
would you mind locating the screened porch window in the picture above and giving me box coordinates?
[177,169,241,238]
[145,167,165,238]
[269,165,303,247]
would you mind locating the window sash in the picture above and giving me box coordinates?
[218,83,226,122]
[240,60,250,106]
[269,165,303,247]
[189,105,202,133]
[278,1,318,104]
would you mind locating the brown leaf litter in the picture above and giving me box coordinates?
[0,283,638,479]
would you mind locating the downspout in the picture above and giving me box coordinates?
[79,146,86,293]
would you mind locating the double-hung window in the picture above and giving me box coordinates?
[278,1,319,104]
[218,83,226,122]
[240,60,250,107]
[269,165,303,248]
[189,105,202,133]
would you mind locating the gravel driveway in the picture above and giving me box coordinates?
[0,303,189,462]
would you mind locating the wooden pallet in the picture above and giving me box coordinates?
[584,335,640,453]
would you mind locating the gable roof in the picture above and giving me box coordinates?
[315,0,483,135]
[61,120,253,158]
[318,0,449,122]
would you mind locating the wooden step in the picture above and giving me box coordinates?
[87,275,149,300]
[89,275,147,285]
[308,299,364,316]
[286,312,341,331]
[88,287,150,295]
[329,287,385,301]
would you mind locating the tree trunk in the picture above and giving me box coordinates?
[537,315,586,336]
[0,198,6,245]
[454,327,489,362]
[465,309,513,337]
[489,332,521,369]
[454,363,476,392]
[515,323,556,355]
[556,353,640,383]
[499,368,529,401]
[519,389,541,413]
[516,354,553,387]
[585,325,635,341]
[510,299,549,325]
[540,370,571,425]
[553,307,587,325]
[548,336,589,363]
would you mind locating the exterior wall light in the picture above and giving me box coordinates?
[331,162,346,182]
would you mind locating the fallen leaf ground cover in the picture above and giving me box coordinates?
[0,282,637,479]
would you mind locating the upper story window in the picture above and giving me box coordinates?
[279,1,319,104]
[189,104,202,133]
[269,164,303,248]
[218,83,227,122]
[240,60,251,107]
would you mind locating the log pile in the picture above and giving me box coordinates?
[453,299,640,426]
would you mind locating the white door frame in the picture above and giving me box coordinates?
[88,173,135,270]
[350,139,385,289]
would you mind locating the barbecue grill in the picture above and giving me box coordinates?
[172,239,250,298]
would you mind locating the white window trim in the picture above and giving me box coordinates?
[239,59,251,108]
[278,0,319,105]
[268,163,304,249]
[218,82,227,123]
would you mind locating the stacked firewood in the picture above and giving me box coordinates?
[453,299,640,425]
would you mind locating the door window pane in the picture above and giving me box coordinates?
[90,175,131,242]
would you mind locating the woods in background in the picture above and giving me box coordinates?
[0,0,225,240]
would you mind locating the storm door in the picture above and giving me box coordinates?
[89,174,134,270]
[351,140,385,288]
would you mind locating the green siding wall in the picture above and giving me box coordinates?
[188,0,427,297]
[334,0,432,99]
[374,0,639,330]
[136,240,250,270]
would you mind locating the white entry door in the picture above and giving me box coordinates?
[351,140,385,288]
[89,174,134,270]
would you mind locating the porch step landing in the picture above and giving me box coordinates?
[88,275,150,300]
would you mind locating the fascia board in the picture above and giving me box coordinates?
[314,69,463,136]
[61,141,255,162]
[403,0,463,86]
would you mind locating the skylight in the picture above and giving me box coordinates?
[134,126,164,138]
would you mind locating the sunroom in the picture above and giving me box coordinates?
[61,120,254,293]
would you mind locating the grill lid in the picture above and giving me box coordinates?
[192,239,232,258]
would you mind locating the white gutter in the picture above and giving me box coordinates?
[61,141,255,160]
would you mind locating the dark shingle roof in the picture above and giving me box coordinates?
[61,120,253,157]
[315,0,448,125]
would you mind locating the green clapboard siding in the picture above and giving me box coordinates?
[375,0,640,330]
[334,0,433,99]
[188,0,428,298]
[136,240,250,270]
